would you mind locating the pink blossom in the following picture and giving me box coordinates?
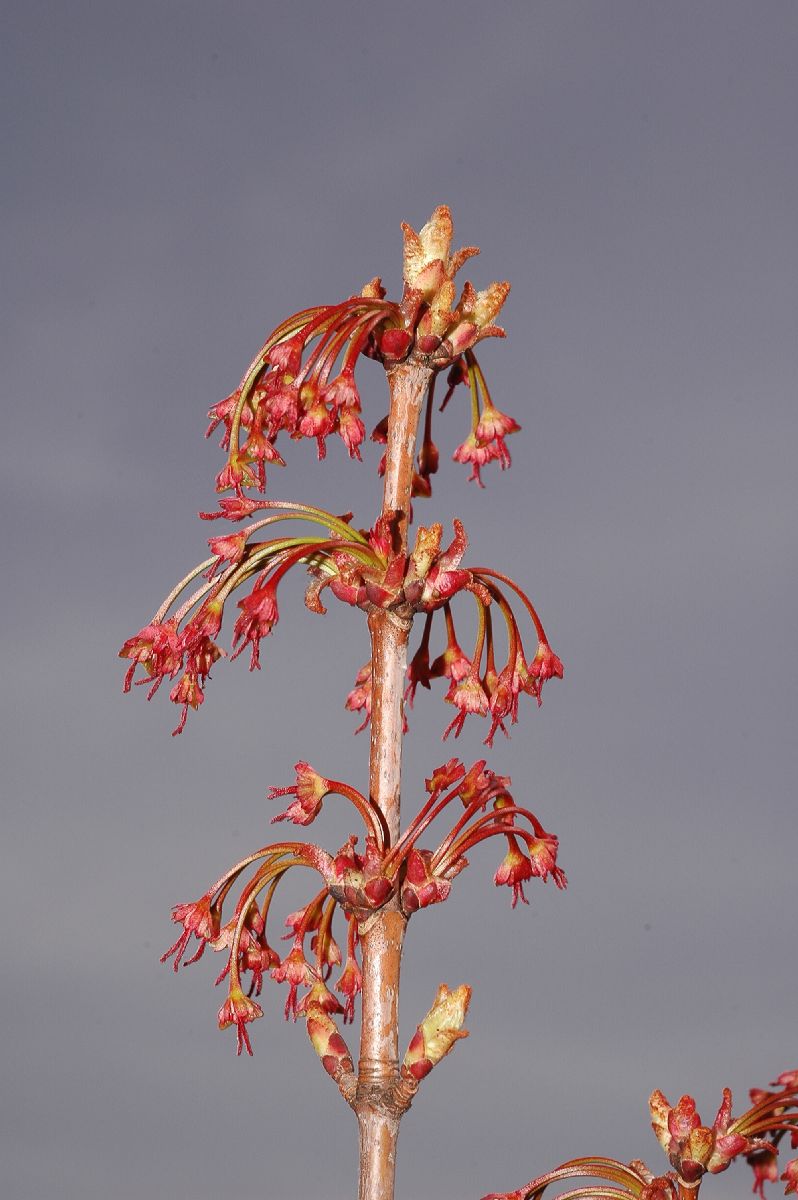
[337,406,366,459]
[747,1146,779,1199]
[160,894,218,971]
[199,496,260,522]
[169,672,204,735]
[269,762,330,826]
[475,402,520,445]
[425,758,466,797]
[205,389,248,446]
[207,529,248,569]
[271,941,318,1020]
[494,834,533,908]
[526,833,567,889]
[782,1159,798,1195]
[215,450,259,494]
[119,619,183,696]
[345,661,372,733]
[526,641,564,705]
[266,333,304,375]
[442,668,489,740]
[452,432,502,486]
[217,987,264,1056]
[336,955,362,1024]
[322,369,360,410]
[231,581,279,670]
[296,980,345,1018]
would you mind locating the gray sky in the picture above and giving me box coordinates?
[3,3,797,1198]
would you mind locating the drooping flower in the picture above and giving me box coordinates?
[336,952,362,1025]
[345,660,372,733]
[337,406,366,459]
[295,980,345,1018]
[271,940,319,1021]
[452,431,502,487]
[160,894,218,971]
[493,834,533,908]
[119,619,183,696]
[239,936,282,997]
[168,671,205,735]
[405,616,435,706]
[475,401,521,447]
[206,529,249,570]
[322,369,360,412]
[217,986,264,1057]
[231,580,280,670]
[442,667,490,740]
[526,833,567,889]
[529,641,564,691]
[782,1158,798,1195]
[747,1145,780,1199]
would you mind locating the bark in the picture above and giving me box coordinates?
[354,359,432,1200]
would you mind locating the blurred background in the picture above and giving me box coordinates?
[2,3,796,1198]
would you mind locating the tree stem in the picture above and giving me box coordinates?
[355,359,432,1200]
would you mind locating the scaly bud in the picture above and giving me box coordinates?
[305,1005,355,1079]
[401,983,471,1081]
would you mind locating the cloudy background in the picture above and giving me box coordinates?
[3,3,796,1198]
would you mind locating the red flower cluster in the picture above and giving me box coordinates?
[119,503,380,733]
[484,1076,798,1200]
[403,554,563,744]
[120,504,562,740]
[649,1078,798,1194]
[206,293,397,485]
[205,207,514,500]
[161,756,564,1054]
[650,1089,765,1184]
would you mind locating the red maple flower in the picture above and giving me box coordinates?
[119,618,183,696]
[271,940,319,1020]
[783,1158,798,1195]
[160,894,218,971]
[231,580,280,669]
[217,986,264,1056]
[345,661,372,733]
[442,667,489,740]
[169,671,205,735]
[526,833,567,889]
[336,952,362,1025]
[452,431,502,487]
[493,834,533,908]
[747,1145,779,1199]
[269,762,330,826]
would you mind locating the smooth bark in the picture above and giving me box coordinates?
[355,359,432,1200]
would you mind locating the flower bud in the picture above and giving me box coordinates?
[305,1005,354,1079]
[401,983,471,1081]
